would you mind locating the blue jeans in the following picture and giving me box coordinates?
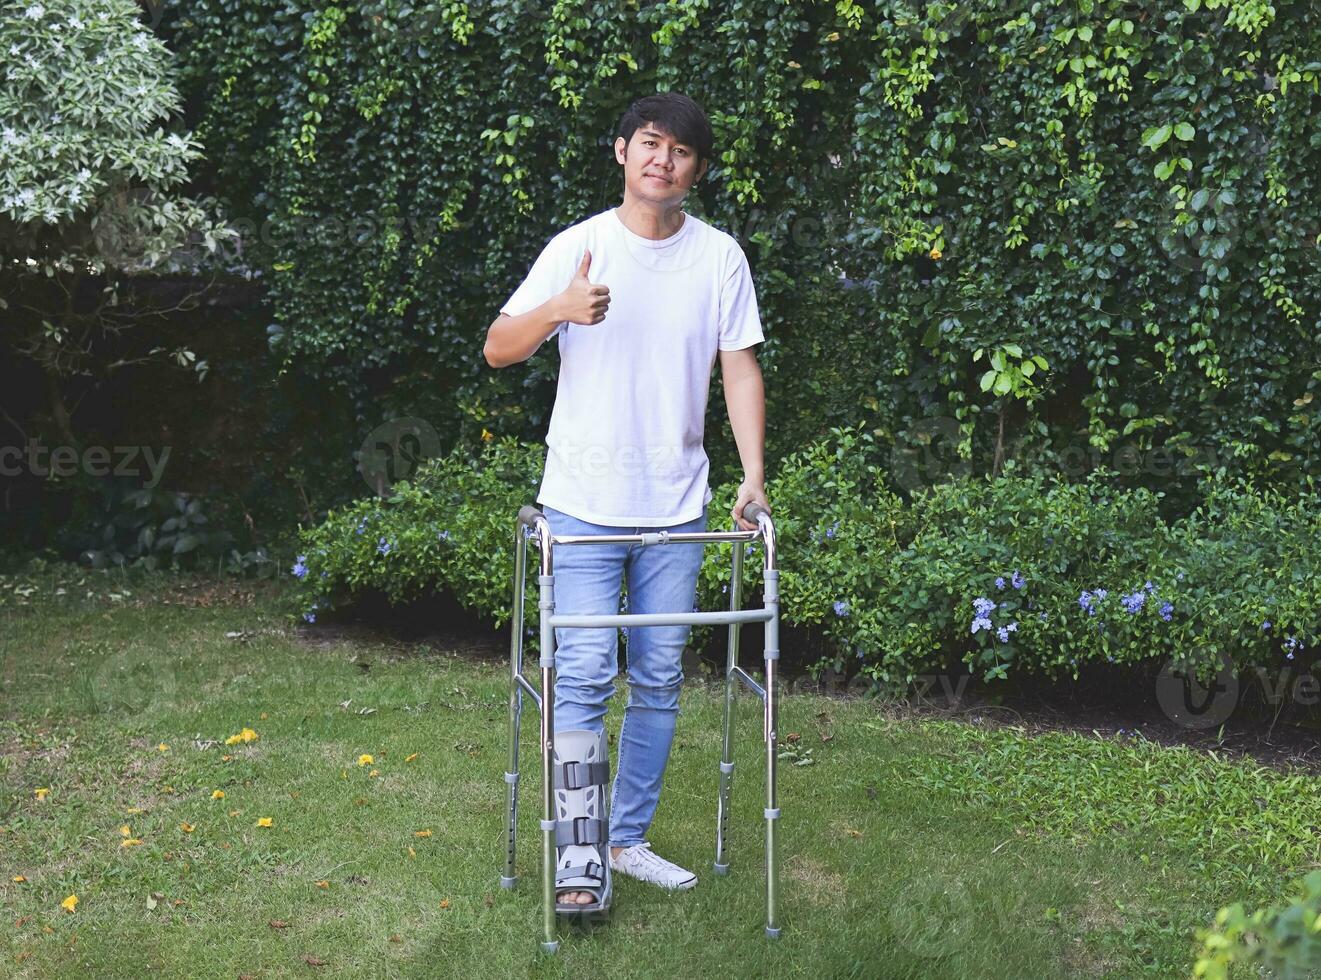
[542,503,707,848]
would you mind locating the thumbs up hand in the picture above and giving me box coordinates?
[557,249,611,325]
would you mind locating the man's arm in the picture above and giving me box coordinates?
[485,248,608,368]
[483,304,564,369]
[720,345,770,530]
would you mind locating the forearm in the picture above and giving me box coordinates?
[723,366,765,483]
[483,298,565,368]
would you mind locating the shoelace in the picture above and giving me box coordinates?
[620,843,682,877]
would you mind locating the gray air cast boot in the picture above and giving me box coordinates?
[552,729,613,916]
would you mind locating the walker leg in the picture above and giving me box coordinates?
[764,568,781,939]
[502,530,528,890]
[715,536,743,875]
[539,572,559,954]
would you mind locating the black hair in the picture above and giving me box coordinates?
[616,93,714,167]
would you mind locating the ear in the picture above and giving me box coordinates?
[614,136,627,165]
[695,157,709,184]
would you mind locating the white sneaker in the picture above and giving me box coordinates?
[610,843,697,891]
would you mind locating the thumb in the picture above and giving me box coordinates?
[575,248,592,280]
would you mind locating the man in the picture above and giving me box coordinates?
[484,92,769,911]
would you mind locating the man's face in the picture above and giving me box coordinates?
[614,124,708,205]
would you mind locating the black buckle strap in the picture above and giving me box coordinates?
[553,759,610,791]
[555,860,603,884]
[555,816,606,847]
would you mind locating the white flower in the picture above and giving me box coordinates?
[24,4,45,20]
[68,16,83,29]
[166,133,188,150]
[74,167,91,182]
[17,188,35,205]
[9,44,20,56]
[67,187,82,205]
[1,127,17,145]
[132,33,148,48]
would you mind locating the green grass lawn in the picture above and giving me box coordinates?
[2,567,1318,978]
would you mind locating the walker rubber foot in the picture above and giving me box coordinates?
[540,940,560,954]
[499,876,517,890]
[765,927,781,939]
[713,862,730,876]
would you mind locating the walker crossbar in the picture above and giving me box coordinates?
[500,502,783,952]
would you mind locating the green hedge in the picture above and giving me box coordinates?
[160,0,1321,511]
[288,428,1319,687]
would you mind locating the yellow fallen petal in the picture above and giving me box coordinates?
[315,879,328,889]
[157,743,169,753]
[404,753,418,763]
[259,712,268,720]
[120,838,143,848]
[357,754,374,766]
[125,807,142,815]
[12,875,26,883]
[211,790,224,800]
[228,810,239,817]
[61,895,77,912]
[414,829,432,837]
[34,788,49,800]
[179,822,194,833]
[221,754,233,762]
[368,769,379,778]
[161,786,175,794]
[256,817,273,828]
[407,846,415,859]
[119,825,132,837]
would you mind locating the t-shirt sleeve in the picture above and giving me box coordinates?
[717,247,765,351]
[500,234,573,342]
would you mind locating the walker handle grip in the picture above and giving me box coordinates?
[741,502,770,525]
[518,505,546,529]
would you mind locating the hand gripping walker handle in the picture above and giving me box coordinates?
[740,501,770,525]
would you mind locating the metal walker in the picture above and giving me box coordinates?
[499,502,782,952]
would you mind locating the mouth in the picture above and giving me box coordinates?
[645,174,671,184]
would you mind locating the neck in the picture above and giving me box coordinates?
[615,193,686,240]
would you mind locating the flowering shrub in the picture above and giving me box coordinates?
[289,427,1321,689]
[1193,870,1321,979]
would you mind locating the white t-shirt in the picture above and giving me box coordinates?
[500,206,764,526]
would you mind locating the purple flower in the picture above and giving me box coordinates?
[996,622,1017,643]
[971,616,993,634]
[291,555,308,579]
[1011,570,1025,590]
[973,597,997,617]
[1121,591,1146,614]
[1143,580,1155,593]
[355,516,369,536]
[1159,602,1173,622]
[377,537,392,555]
[303,611,317,624]
[833,600,850,617]
[825,520,838,539]
[437,529,451,541]
[995,576,1006,590]
[1079,591,1095,613]
[1262,620,1272,631]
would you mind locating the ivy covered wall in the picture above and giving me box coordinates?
[160,0,1321,512]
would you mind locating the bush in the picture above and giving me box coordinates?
[1193,871,1321,979]
[289,428,1321,687]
